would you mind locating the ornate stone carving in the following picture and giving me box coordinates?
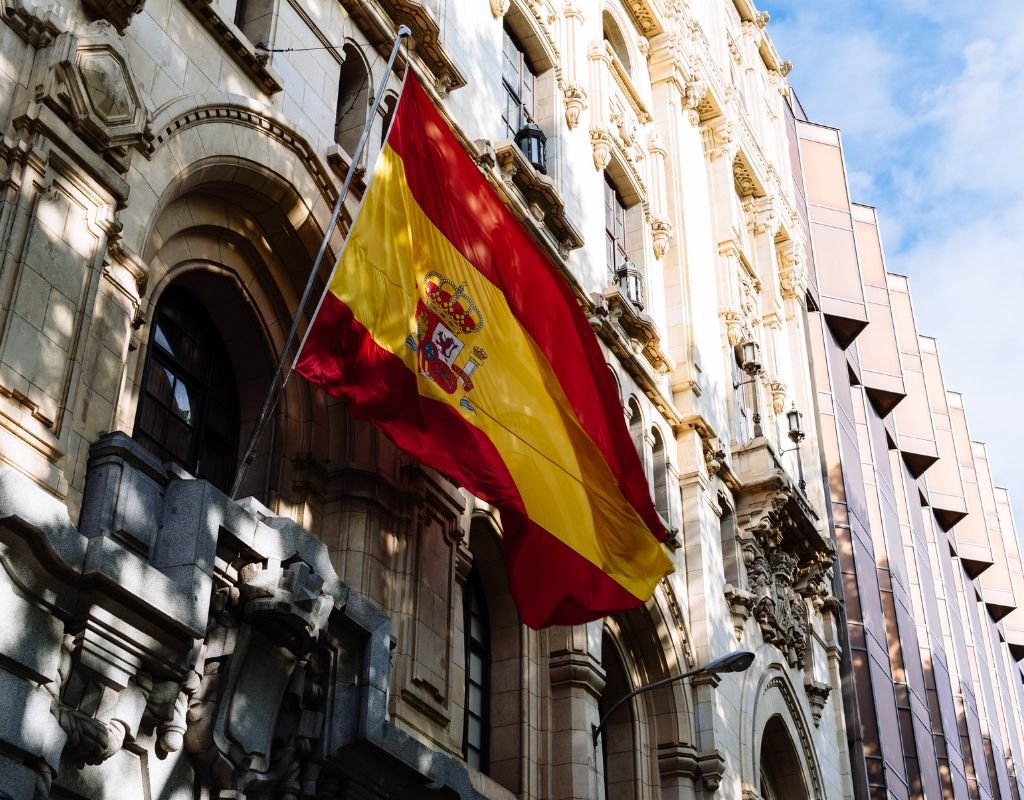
[733,484,835,669]
[622,0,665,37]
[804,679,831,727]
[651,215,672,259]
[743,195,779,236]
[591,126,613,170]
[563,82,587,129]
[724,583,754,639]
[489,0,509,17]
[769,379,787,415]
[720,308,746,347]
[747,547,807,667]
[31,21,152,171]
[779,237,809,301]
[185,559,334,798]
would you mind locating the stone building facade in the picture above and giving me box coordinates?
[0,0,1017,799]
[789,100,1024,799]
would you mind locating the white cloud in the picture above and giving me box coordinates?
[764,0,1024,525]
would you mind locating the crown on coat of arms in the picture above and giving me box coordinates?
[423,271,484,334]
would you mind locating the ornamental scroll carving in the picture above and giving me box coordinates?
[185,558,334,799]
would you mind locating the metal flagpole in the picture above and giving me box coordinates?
[229,24,412,499]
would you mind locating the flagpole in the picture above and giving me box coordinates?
[229,25,411,500]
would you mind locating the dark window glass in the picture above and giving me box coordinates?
[501,27,536,140]
[605,176,628,277]
[135,287,240,492]
[462,570,490,773]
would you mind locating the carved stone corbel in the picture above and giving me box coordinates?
[489,0,509,17]
[724,584,754,639]
[769,379,787,415]
[651,215,672,259]
[563,82,588,129]
[590,126,614,170]
[804,679,831,727]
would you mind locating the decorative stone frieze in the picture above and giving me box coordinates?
[30,21,152,171]
[621,0,666,37]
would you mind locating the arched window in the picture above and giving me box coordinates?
[379,92,398,145]
[463,568,491,773]
[602,10,632,75]
[336,44,369,154]
[627,396,645,464]
[134,287,240,492]
[651,426,669,521]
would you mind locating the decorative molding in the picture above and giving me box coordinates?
[180,0,283,93]
[622,0,666,37]
[2,0,69,46]
[733,481,834,669]
[595,285,673,375]
[767,675,827,799]
[342,0,466,95]
[30,21,153,172]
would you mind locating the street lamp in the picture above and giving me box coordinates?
[781,404,807,491]
[734,339,764,437]
[592,650,755,744]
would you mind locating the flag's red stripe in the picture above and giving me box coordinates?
[387,78,665,542]
[295,291,642,628]
[503,510,652,628]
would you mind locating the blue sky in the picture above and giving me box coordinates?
[761,0,1024,531]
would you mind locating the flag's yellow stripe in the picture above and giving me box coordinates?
[331,144,672,597]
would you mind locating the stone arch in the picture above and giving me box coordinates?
[335,42,371,154]
[466,511,524,795]
[626,395,645,462]
[122,98,374,513]
[738,655,825,799]
[600,596,696,798]
[601,7,635,76]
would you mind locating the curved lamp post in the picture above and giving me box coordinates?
[592,650,756,744]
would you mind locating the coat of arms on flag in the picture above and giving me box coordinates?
[296,74,672,628]
[412,272,488,410]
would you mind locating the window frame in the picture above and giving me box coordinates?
[462,569,491,773]
[501,26,537,140]
[605,175,629,278]
[134,287,240,492]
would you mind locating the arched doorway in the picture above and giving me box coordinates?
[759,714,811,800]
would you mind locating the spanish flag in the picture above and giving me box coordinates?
[296,75,673,627]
